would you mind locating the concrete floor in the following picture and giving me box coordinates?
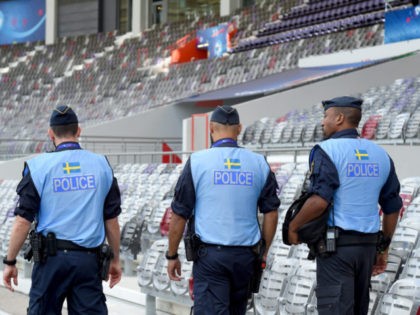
[0,272,191,315]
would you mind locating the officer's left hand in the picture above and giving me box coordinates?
[167,258,182,281]
[107,260,122,288]
[3,265,18,292]
[288,229,300,245]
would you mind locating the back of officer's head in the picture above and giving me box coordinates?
[322,96,362,127]
[49,105,79,138]
[209,105,242,140]
[210,105,240,125]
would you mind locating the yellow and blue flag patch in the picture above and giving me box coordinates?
[224,158,241,169]
[354,149,369,160]
[63,162,81,175]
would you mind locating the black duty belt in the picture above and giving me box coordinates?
[56,239,99,252]
[337,233,378,247]
[201,242,253,249]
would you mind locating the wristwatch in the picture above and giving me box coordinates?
[165,251,179,260]
[3,257,17,266]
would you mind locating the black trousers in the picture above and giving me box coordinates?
[316,245,377,315]
[192,245,255,315]
[28,250,107,315]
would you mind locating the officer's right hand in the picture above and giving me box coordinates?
[288,229,300,245]
[372,251,388,276]
[167,258,182,281]
[3,265,18,292]
[107,260,122,288]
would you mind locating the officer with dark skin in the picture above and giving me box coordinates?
[288,96,402,315]
[167,105,279,315]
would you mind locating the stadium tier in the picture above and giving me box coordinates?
[0,0,407,152]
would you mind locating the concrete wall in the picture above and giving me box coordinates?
[382,145,420,180]
[0,156,34,180]
[82,103,210,138]
[299,39,420,67]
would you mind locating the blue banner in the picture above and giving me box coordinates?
[197,23,228,59]
[0,0,46,45]
[385,5,420,44]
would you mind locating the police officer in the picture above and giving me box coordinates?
[167,105,279,314]
[2,105,122,314]
[288,96,402,315]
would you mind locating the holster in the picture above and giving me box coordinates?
[309,229,379,260]
[98,244,114,280]
[184,216,201,262]
[28,230,44,263]
[26,231,58,263]
[249,239,266,294]
[308,238,330,260]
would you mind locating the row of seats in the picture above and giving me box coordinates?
[258,0,384,37]
[285,0,380,19]
[239,76,420,147]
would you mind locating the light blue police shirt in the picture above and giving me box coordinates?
[319,137,390,233]
[26,149,113,248]
[190,146,270,246]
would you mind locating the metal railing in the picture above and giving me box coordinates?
[1,135,419,163]
[0,136,183,161]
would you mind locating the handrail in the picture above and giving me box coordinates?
[1,138,419,162]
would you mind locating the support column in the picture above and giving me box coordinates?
[145,294,156,315]
[45,0,57,45]
[132,0,150,34]
[220,0,241,17]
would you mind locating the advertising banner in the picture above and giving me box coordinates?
[0,0,46,45]
[197,23,229,59]
[385,5,420,44]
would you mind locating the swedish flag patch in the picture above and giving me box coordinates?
[63,162,81,174]
[224,158,241,169]
[354,149,369,161]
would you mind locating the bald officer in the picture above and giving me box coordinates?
[167,105,279,314]
[288,97,402,315]
[3,106,122,315]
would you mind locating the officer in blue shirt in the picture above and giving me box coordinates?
[288,96,402,315]
[2,105,122,315]
[167,105,280,314]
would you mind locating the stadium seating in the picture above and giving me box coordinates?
[236,74,420,147]
[0,0,401,156]
[278,260,316,314]
[375,293,416,314]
